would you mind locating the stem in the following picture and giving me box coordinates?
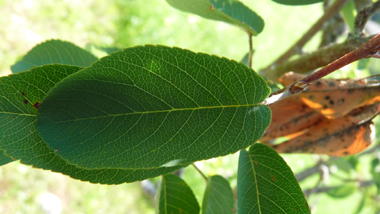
[259,35,374,81]
[248,33,253,68]
[263,33,380,105]
[354,1,380,36]
[192,163,207,182]
[263,0,349,68]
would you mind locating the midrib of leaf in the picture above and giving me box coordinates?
[0,112,35,117]
[164,177,168,214]
[249,155,261,214]
[252,154,303,213]
[47,104,262,123]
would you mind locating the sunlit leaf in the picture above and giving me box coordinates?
[341,0,356,33]
[326,183,356,198]
[202,175,234,214]
[353,188,368,214]
[272,0,325,6]
[0,64,184,184]
[158,174,200,214]
[37,45,271,169]
[237,144,310,214]
[11,40,98,73]
[166,0,264,35]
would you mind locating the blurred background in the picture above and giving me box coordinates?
[1,0,380,213]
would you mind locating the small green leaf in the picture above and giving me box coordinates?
[37,45,271,170]
[202,175,234,214]
[272,0,325,5]
[326,183,356,198]
[0,64,184,184]
[0,150,15,166]
[166,0,264,35]
[158,174,200,214]
[237,144,310,214]
[341,0,356,33]
[11,40,98,73]
[353,188,368,214]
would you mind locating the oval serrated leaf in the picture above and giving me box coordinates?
[237,144,310,214]
[37,45,271,170]
[272,0,325,6]
[11,40,98,73]
[0,64,184,184]
[202,175,234,214]
[0,151,15,166]
[158,174,200,214]
[166,0,264,35]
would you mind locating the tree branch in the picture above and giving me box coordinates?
[259,35,374,82]
[262,0,349,69]
[263,33,380,105]
[354,0,380,36]
[303,180,374,195]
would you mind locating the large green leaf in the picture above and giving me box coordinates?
[272,0,325,5]
[202,175,234,214]
[166,0,264,35]
[0,151,15,166]
[0,64,184,184]
[158,174,200,214]
[11,40,98,73]
[37,45,271,169]
[237,144,310,214]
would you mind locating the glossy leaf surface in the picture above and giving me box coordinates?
[11,40,98,73]
[158,174,200,214]
[0,64,184,184]
[166,0,264,35]
[37,45,271,169]
[202,175,234,214]
[237,144,310,214]
[272,0,325,5]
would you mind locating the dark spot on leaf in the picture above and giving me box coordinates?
[347,89,355,94]
[33,102,40,110]
[329,100,334,105]
[309,95,314,100]
[316,81,322,86]
[325,95,330,100]
[323,105,328,109]
[344,151,349,155]
[296,207,299,210]
[254,160,258,166]
[21,92,25,96]
[271,175,276,182]
[328,81,336,87]
[23,99,28,104]
[180,182,183,186]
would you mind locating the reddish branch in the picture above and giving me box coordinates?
[264,33,380,105]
